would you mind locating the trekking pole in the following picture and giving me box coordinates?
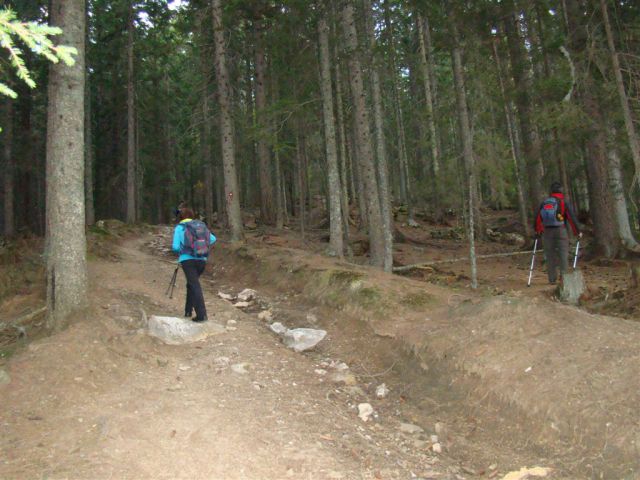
[573,241,580,269]
[166,266,179,298]
[527,238,539,287]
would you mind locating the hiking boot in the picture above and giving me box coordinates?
[192,317,207,323]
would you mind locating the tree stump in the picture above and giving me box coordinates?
[557,270,585,305]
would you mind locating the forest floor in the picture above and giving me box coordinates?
[0,212,639,479]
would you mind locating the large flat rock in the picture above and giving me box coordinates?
[147,316,225,345]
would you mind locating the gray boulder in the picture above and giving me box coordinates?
[283,328,327,352]
[147,316,225,345]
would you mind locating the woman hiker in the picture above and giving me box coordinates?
[171,207,217,322]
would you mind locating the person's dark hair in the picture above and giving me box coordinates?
[550,181,563,194]
[179,207,195,220]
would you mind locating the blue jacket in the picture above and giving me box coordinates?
[172,219,217,263]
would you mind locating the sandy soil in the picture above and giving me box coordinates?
[0,234,460,480]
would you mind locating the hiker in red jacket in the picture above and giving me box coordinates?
[534,182,582,284]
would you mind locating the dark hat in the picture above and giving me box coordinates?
[550,181,563,193]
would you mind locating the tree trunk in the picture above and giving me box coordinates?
[417,13,441,205]
[363,0,393,271]
[333,55,352,240]
[566,0,619,257]
[608,126,640,250]
[126,1,136,224]
[492,39,531,237]
[449,8,478,289]
[84,5,94,226]
[254,25,275,225]
[341,0,385,268]
[503,0,543,213]
[600,0,640,188]
[382,1,413,225]
[318,14,344,257]
[46,0,88,330]
[296,132,306,239]
[199,16,215,224]
[212,0,243,241]
[3,98,14,237]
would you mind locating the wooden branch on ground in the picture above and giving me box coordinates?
[12,306,47,326]
[393,249,541,272]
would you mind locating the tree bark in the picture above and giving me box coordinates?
[363,0,393,271]
[608,126,640,251]
[341,0,385,268]
[3,98,14,237]
[503,0,543,213]
[198,15,215,224]
[492,38,531,237]
[212,0,243,241]
[449,8,478,289]
[333,48,352,241]
[46,0,88,330]
[126,1,136,224]
[254,24,275,225]
[84,5,94,226]
[318,14,344,257]
[600,0,640,188]
[417,13,441,204]
[566,0,619,257]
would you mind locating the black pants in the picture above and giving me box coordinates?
[181,260,207,320]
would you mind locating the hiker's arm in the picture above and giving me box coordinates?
[565,201,581,236]
[534,207,543,235]
[172,226,183,253]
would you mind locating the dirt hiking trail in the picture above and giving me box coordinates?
[1,234,458,479]
[1,228,639,479]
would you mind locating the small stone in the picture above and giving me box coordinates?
[214,356,230,367]
[358,403,374,422]
[231,363,249,374]
[334,362,349,371]
[342,385,366,397]
[258,310,273,322]
[227,319,237,325]
[331,372,357,386]
[217,291,235,301]
[233,301,251,308]
[399,422,423,435]
[226,326,237,331]
[432,442,442,454]
[178,365,190,371]
[0,369,10,386]
[237,289,257,302]
[314,369,327,375]
[306,313,318,324]
[430,434,439,443]
[269,322,288,335]
[375,383,390,398]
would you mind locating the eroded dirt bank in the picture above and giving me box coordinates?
[209,237,640,479]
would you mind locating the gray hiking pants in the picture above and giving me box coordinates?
[543,227,569,283]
